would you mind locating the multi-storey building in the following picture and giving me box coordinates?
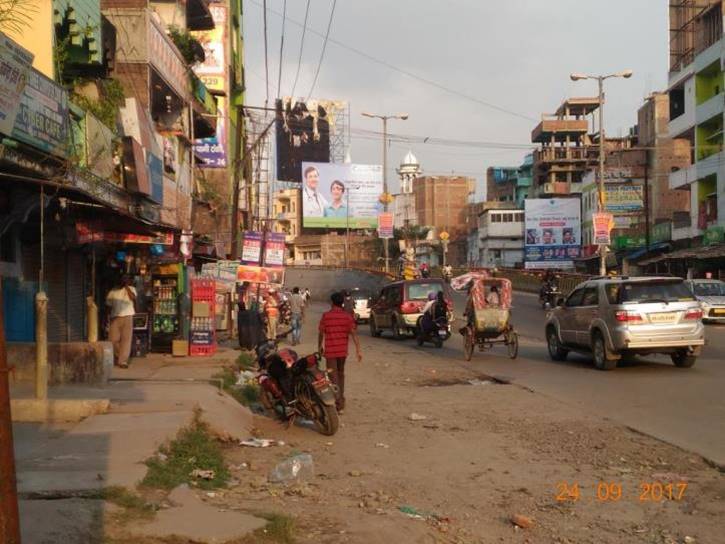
[667,0,724,242]
[485,166,517,202]
[271,188,301,263]
[531,97,598,197]
[477,204,524,268]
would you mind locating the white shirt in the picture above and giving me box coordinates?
[302,185,329,217]
[106,286,136,318]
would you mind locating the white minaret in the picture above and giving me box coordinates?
[394,150,422,228]
[397,150,421,193]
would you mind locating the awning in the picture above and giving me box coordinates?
[639,243,725,265]
[624,242,670,262]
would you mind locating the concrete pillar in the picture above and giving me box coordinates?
[35,290,48,400]
[86,296,98,343]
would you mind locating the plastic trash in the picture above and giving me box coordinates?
[268,453,314,483]
[240,438,276,448]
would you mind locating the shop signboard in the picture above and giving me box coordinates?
[264,232,286,267]
[194,96,226,168]
[377,212,394,239]
[652,222,672,244]
[76,222,173,245]
[192,4,227,92]
[11,67,68,157]
[524,198,581,269]
[604,183,643,213]
[148,152,164,204]
[593,212,614,245]
[613,235,646,250]
[301,162,383,228]
[241,231,263,265]
[236,265,285,286]
[0,32,33,136]
[704,226,725,246]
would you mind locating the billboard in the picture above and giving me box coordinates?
[275,97,346,182]
[301,162,383,229]
[604,183,643,213]
[524,198,581,269]
[192,4,227,92]
[194,96,227,168]
[241,231,263,265]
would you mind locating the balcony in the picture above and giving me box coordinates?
[694,36,722,72]
[190,74,217,138]
[534,147,588,163]
[531,118,589,143]
[669,164,698,189]
[696,92,724,125]
[697,150,724,179]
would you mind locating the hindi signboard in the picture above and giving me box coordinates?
[377,212,394,239]
[524,198,581,269]
[593,212,614,245]
[241,231,263,265]
[0,32,33,136]
[263,232,286,267]
[236,265,285,286]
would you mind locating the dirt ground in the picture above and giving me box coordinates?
[106,339,724,544]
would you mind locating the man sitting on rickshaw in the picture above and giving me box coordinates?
[486,285,500,307]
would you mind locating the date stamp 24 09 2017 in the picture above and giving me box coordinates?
[556,481,688,503]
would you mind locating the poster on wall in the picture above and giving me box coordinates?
[301,162,383,228]
[236,265,285,286]
[524,198,581,269]
[0,32,33,136]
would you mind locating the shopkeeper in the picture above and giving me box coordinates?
[106,275,137,368]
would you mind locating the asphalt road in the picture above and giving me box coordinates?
[366,291,725,467]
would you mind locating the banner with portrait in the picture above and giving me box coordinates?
[524,198,581,269]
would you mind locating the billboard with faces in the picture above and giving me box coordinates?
[524,198,581,269]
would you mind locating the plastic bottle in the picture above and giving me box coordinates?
[268,453,314,483]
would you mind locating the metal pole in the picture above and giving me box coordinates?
[0,277,22,544]
[230,105,244,259]
[644,149,651,252]
[345,189,350,268]
[598,77,607,276]
[382,117,389,274]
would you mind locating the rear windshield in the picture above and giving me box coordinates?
[352,291,370,300]
[406,282,444,300]
[693,282,725,297]
[606,281,695,304]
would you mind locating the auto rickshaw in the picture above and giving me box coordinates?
[458,276,518,361]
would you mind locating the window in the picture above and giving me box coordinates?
[491,214,500,223]
[565,288,585,307]
[581,287,599,306]
[616,281,695,304]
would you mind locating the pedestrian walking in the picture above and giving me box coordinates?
[106,275,136,368]
[304,287,311,303]
[264,289,280,340]
[288,287,305,345]
[318,292,362,413]
[343,290,354,316]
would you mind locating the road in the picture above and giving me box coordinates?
[382,291,725,467]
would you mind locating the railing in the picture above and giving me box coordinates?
[534,147,588,162]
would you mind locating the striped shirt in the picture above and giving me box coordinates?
[318,306,356,358]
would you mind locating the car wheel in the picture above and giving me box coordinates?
[671,351,697,368]
[592,331,616,371]
[369,316,382,338]
[546,326,568,361]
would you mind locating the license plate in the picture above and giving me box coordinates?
[438,330,447,337]
[649,312,677,324]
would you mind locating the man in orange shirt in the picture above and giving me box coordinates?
[264,290,280,340]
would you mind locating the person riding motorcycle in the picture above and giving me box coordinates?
[539,270,559,307]
[420,291,448,336]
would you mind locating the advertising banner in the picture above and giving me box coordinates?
[11,68,68,157]
[194,96,227,167]
[593,212,614,245]
[276,98,346,182]
[192,4,227,92]
[524,198,581,269]
[264,232,286,267]
[377,212,394,239]
[0,32,33,136]
[301,161,383,228]
[241,231,263,265]
[76,223,173,245]
[604,184,643,213]
[236,265,285,286]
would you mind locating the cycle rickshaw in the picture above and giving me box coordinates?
[455,275,518,361]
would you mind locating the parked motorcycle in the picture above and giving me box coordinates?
[255,340,339,436]
[415,315,450,348]
[540,282,560,310]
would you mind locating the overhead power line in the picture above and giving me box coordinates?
[276,0,288,99]
[249,0,536,122]
[290,0,311,98]
[305,0,337,101]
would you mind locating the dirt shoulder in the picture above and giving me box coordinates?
[202,333,725,544]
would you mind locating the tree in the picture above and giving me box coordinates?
[0,0,34,34]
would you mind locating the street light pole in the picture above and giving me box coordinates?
[570,70,633,276]
[361,111,409,274]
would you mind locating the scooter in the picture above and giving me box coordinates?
[415,315,450,348]
[255,339,339,436]
[540,283,560,310]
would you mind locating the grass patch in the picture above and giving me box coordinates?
[252,513,296,544]
[90,486,156,523]
[213,365,260,407]
[237,351,256,370]
[141,410,229,490]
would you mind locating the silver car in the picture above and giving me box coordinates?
[685,279,725,323]
[545,277,705,370]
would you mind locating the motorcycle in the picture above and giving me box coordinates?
[255,340,339,436]
[415,314,450,348]
[540,282,560,310]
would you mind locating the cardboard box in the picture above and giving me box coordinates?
[172,340,189,357]
[193,301,210,317]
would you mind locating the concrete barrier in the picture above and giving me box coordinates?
[8,341,113,386]
[284,266,391,301]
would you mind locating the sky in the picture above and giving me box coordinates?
[242,0,668,200]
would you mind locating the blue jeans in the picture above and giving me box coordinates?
[290,314,302,344]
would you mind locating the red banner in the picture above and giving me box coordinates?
[377,212,394,239]
[76,222,174,245]
[236,265,285,286]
